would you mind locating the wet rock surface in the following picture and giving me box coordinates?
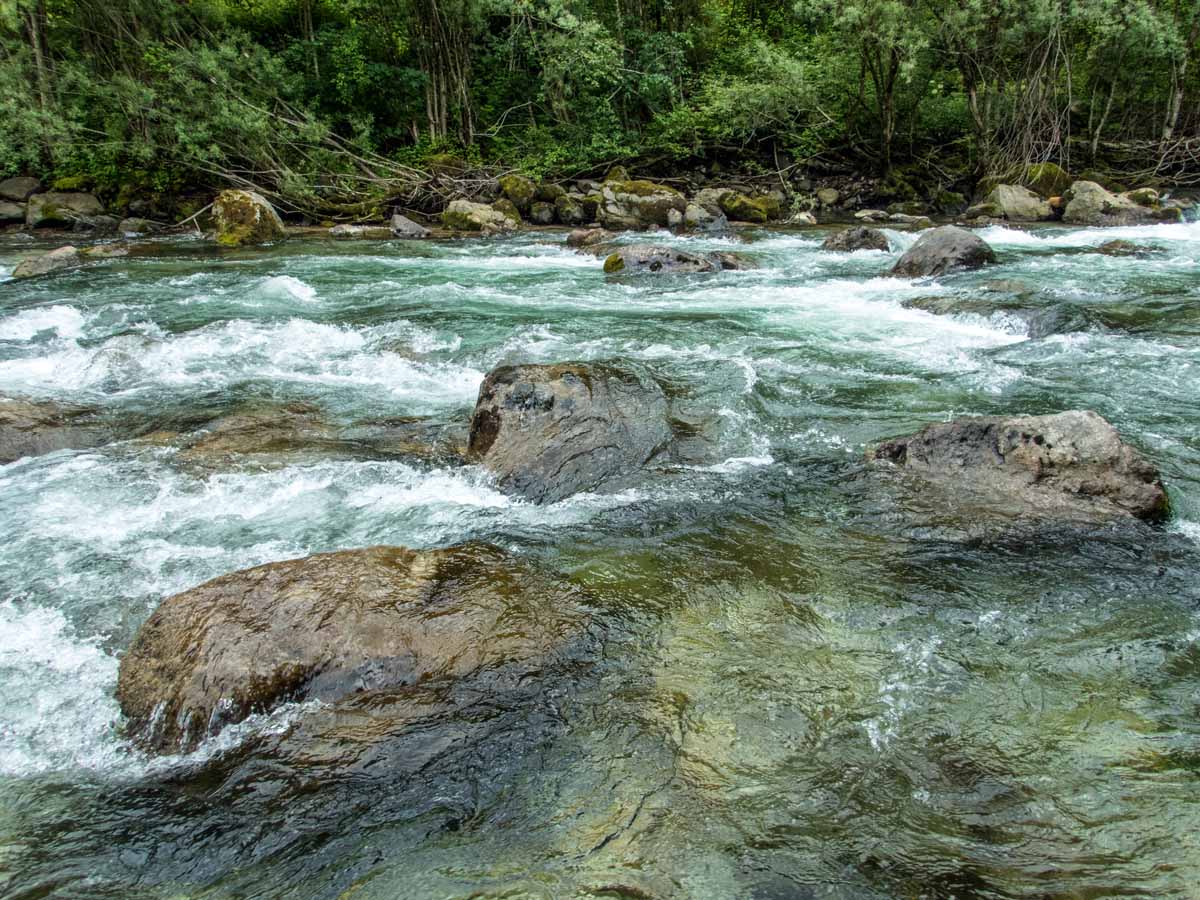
[890,225,996,277]
[871,411,1169,522]
[821,226,890,252]
[116,543,592,753]
[601,243,748,274]
[468,362,673,503]
[0,397,117,463]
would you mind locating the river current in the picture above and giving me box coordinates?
[0,222,1198,898]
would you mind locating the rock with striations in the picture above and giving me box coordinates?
[821,226,890,252]
[870,411,1168,522]
[390,212,431,238]
[25,192,104,228]
[0,176,43,202]
[890,225,996,277]
[0,397,116,462]
[212,189,286,246]
[468,362,673,504]
[116,543,592,753]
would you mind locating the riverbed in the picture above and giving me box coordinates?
[1,222,1198,898]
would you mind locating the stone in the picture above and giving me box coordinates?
[117,217,161,235]
[0,397,115,462]
[390,213,431,238]
[329,224,393,239]
[442,199,519,233]
[887,200,929,216]
[0,176,43,202]
[468,362,673,504]
[565,227,611,248]
[604,166,630,182]
[497,173,538,212]
[116,543,591,753]
[719,191,781,224]
[983,184,1054,222]
[529,201,555,225]
[890,225,996,277]
[666,207,684,229]
[787,211,817,225]
[821,226,889,252]
[1062,181,1182,226]
[596,180,687,230]
[554,195,587,226]
[855,209,889,222]
[212,189,286,246]
[683,203,728,231]
[1024,162,1071,198]
[888,213,934,227]
[870,411,1169,522]
[816,188,840,207]
[0,201,24,223]
[11,245,82,279]
[601,243,721,274]
[25,192,104,228]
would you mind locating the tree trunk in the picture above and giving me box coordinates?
[1162,18,1199,143]
[24,0,52,113]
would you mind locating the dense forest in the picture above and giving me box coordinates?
[2,0,1198,217]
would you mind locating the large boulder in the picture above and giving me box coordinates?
[0,397,116,462]
[0,176,43,202]
[554,195,588,226]
[596,179,686,229]
[497,174,538,213]
[890,225,996,277]
[1023,162,1071,198]
[390,212,430,238]
[212,189,286,246]
[870,411,1168,522]
[1062,181,1182,226]
[442,199,519,233]
[116,544,591,753]
[719,190,781,224]
[0,201,24,223]
[25,191,104,228]
[602,243,722,274]
[468,362,673,503]
[968,184,1054,222]
[821,226,889,252]
[11,245,82,279]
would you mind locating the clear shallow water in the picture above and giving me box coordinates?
[0,223,1199,898]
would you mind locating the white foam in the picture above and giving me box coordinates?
[257,274,318,303]
[0,305,87,341]
[978,220,1200,249]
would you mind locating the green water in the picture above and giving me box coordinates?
[0,222,1198,899]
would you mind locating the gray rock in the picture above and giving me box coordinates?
[821,226,890,252]
[816,187,840,206]
[890,225,996,277]
[602,243,731,274]
[72,214,119,235]
[442,199,519,233]
[554,195,587,226]
[855,209,889,222]
[565,227,611,249]
[888,213,934,228]
[0,176,43,202]
[597,179,687,230]
[116,543,591,752]
[666,207,684,229]
[1062,181,1182,226]
[0,397,114,462]
[0,201,24,223]
[982,184,1054,222]
[529,201,555,225]
[11,245,82,279]
[25,192,104,228]
[117,217,162,235]
[871,411,1168,522]
[390,213,430,238]
[787,211,818,226]
[328,224,392,239]
[468,362,673,503]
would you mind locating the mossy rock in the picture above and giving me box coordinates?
[611,179,682,199]
[581,194,601,221]
[1077,170,1127,193]
[1125,187,1159,207]
[51,175,94,192]
[536,182,567,203]
[718,191,781,224]
[1023,162,1070,198]
[492,198,522,222]
[498,174,537,212]
[887,200,929,216]
[442,209,481,231]
[605,166,630,182]
[935,190,967,213]
[878,169,919,202]
[213,189,286,246]
[602,252,626,274]
[554,195,586,226]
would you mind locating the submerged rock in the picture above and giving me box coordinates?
[116,543,591,753]
[901,295,1097,338]
[566,227,611,249]
[870,411,1168,522]
[890,225,995,277]
[468,362,673,504]
[602,244,722,274]
[213,189,286,246]
[821,226,889,252]
[0,397,116,462]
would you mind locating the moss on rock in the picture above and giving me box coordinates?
[498,174,537,212]
[1024,162,1070,198]
[213,189,286,246]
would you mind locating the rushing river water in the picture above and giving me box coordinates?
[1,221,1199,899]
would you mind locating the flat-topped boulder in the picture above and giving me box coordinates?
[468,362,673,503]
[1062,181,1182,226]
[116,543,591,753]
[601,243,735,274]
[0,176,43,202]
[213,189,286,246]
[890,225,995,277]
[25,191,104,228]
[870,411,1168,522]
